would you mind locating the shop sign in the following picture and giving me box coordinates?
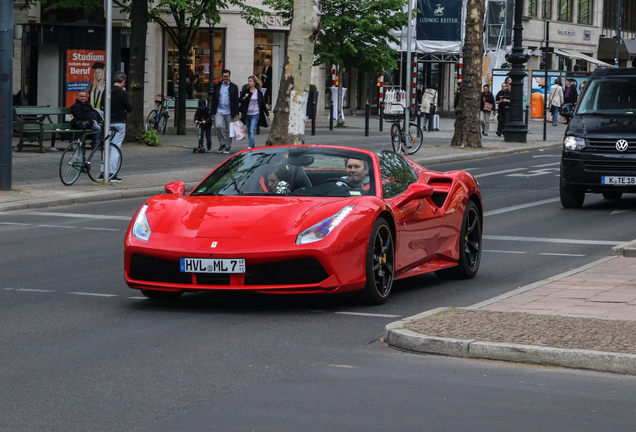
[416,0,462,41]
[259,15,286,27]
[65,49,106,108]
[558,30,576,36]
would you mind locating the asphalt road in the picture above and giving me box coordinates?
[1,148,636,431]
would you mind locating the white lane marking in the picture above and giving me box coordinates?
[335,312,401,318]
[532,154,561,158]
[539,253,586,257]
[14,211,131,221]
[82,227,122,231]
[37,225,75,229]
[68,292,118,297]
[127,296,148,300]
[0,222,30,226]
[507,168,559,177]
[474,168,526,178]
[484,235,623,246]
[611,210,632,215]
[15,288,56,293]
[531,162,561,167]
[3,288,15,290]
[484,198,561,216]
[483,250,527,254]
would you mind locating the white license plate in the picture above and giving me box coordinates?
[180,258,245,273]
[602,176,636,185]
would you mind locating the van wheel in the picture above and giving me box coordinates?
[602,191,622,200]
[560,180,585,208]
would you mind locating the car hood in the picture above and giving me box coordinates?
[567,115,636,138]
[143,195,357,239]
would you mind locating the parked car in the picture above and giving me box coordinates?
[560,67,636,208]
[124,145,483,305]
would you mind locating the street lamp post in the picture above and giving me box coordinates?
[503,0,529,142]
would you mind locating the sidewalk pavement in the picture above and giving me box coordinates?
[8,112,636,376]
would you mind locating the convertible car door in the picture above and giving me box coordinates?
[378,152,441,272]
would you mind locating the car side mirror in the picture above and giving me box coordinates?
[395,183,433,207]
[164,181,185,195]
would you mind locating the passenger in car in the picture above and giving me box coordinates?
[266,163,293,193]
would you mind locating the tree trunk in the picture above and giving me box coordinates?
[126,0,148,141]
[266,0,322,146]
[451,0,485,148]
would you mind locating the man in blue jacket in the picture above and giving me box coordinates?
[210,69,239,154]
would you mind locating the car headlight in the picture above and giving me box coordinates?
[296,205,355,245]
[132,204,152,242]
[564,136,585,150]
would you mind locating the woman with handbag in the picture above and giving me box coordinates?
[480,84,495,136]
[239,75,270,149]
[547,79,564,126]
[420,84,438,131]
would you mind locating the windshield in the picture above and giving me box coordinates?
[190,147,375,197]
[577,78,636,115]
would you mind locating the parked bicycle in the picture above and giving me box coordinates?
[385,103,423,155]
[59,126,122,186]
[145,95,174,134]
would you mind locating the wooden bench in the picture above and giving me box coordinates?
[13,106,79,153]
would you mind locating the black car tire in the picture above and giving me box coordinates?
[436,200,482,280]
[140,289,183,300]
[360,217,394,305]
[602,191,622,200]
[560,180,585,208]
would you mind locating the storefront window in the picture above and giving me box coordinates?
[253,31,285,108]
[543,0,552,19]
[166,29,225,100]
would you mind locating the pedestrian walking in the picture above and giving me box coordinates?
[420,83,438,131]
[261,59,273,108]
[563,79,578,124]
[547,78,564,126]
[210,69,240,154]
[239,75,270,149]
[495,82,511,137]
[108,71,132,183]
[480,84,495,136]
[453,81,461,113]
[194,99,212,151]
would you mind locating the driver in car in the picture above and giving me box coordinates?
[338,158,370,191]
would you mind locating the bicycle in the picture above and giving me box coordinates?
[59,126,122,186]
[385,103,423,155]
[145,95,174,134]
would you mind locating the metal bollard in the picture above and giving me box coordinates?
[524,105,529,127]
[417,109,421,129]
[311,101,316,136]
[329,101,334,131]
[379,104,383,132]
[365,103,370,137]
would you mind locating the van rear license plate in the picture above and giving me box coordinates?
[602,176,636,185]
[180,258,245,273]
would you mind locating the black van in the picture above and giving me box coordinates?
[559,67,636,208]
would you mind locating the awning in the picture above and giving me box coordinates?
[597,38,636,61]
[554,49,613,67]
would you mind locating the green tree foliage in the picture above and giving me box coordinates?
[314,0,408,74]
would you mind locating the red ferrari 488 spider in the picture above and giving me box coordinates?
[124,145,482,304]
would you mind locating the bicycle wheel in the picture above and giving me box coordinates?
[87,143,123,182]
[159,114,168,135]
[390,123,402,152]
[59,142,84,186]
[145,110,158,131]
[403,123,423,155]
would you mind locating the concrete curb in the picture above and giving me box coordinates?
[412,142,561,165]
[612,239,636,257]
[385,307,636,376]
[0,182,201,212]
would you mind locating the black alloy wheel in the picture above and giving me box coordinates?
[436,200,482,279]
[360,218,395,305]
